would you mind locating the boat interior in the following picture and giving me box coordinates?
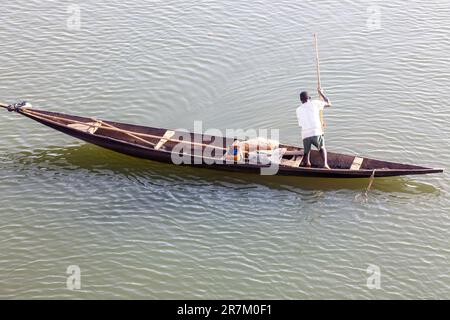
[25,109,430,171]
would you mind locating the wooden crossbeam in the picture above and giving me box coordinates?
[154,130,175,150]
[350,156,364,170]
[21,109,225,151]
[281,155,303,167]
[67,121,102,134]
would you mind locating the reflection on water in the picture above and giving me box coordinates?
[4,143,440,195]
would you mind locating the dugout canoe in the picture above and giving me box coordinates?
[0,102,444,178]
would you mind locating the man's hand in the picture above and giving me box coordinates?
[318,87,332,107]
[317,87,326,99]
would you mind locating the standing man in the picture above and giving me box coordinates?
[296,88,332,169]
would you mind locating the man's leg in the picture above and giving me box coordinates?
[318,135,330,169]
[302,137,312,167]
[319,148,330,169]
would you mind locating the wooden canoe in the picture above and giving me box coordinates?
[0,102,444,178]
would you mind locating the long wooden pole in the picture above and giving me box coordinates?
[2,104,262,155]
[95,119,158,148]
[313,33,325,129]
[20,108,228,151]
[314,33,322,93]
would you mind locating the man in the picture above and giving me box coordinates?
[296,88,332,169]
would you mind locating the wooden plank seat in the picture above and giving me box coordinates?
[350,156,364,170]
[154,130,175,150]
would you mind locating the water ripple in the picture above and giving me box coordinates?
[0,0,449,299]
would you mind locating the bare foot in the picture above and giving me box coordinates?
[324,164,331,170]
[304,163,312,168]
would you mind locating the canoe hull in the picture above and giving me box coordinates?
[18,109,443,178]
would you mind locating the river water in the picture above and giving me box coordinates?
[0,0,449,299]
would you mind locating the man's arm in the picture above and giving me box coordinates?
[318,88,332,107]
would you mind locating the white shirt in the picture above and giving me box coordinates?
[296,99,326,140]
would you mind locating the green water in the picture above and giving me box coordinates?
[0,0,449,299]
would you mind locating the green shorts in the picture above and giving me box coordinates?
[303,135,325,154]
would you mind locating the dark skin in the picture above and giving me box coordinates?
[300,88,332,169]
